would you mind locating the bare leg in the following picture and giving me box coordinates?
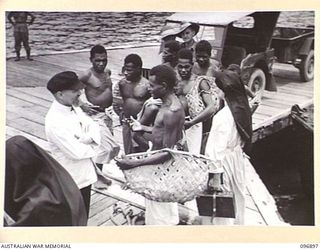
[14,32,21,61]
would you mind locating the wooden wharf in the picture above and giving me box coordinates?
[5,45,313,226]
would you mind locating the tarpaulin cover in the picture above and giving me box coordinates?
[5,136,87,226]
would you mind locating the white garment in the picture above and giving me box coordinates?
[205,104,246,225]
[184,123,202,220]
[45,100,99,189]
[185,122,202,154]
[145,199,179,225]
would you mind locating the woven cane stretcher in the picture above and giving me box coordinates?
[122,148,223,203]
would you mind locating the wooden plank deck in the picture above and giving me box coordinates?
[5,45,311,226]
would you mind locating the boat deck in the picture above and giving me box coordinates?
[5,45,313,226]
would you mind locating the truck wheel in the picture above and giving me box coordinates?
[299,50,314,82]
[248,68,266,98]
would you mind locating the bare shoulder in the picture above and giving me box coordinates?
[163,107,184,129]
[198,77,211,91]
[105,68,111,76]
[166,99,184,120]
[79,69,91,83]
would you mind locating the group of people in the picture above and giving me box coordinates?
[113,23,253,225]
[5,20,254,226]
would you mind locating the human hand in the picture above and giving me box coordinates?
[114,155,137,170]
[129,116,143,132]
[74,133,93,144]
[208,173,222,192]
[184,120,193,130]
[80,104,99,116]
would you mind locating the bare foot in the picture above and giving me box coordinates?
[94,180,110,190]
[14,57,20,61]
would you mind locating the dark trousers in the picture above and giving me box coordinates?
[80,185,92,217]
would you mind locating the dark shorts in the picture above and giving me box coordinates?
[13,24,29,46]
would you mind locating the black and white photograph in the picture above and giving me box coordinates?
[4,10,314,229]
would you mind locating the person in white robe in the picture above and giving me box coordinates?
[205,68,252,225]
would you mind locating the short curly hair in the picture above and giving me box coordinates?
[177,48,193,62]
[195,40,212,55]
[149,64,177,90]
[90,44,107,59]
[124,54,143,68]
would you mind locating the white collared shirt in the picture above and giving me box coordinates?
[45,100,99,189]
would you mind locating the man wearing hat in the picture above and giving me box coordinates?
[178,22,200,52]
[45,71,100,217]
[205,68,252,225]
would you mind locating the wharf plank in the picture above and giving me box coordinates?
[6,88,52,109]
[260,99,292,110]
[90,191,108,206]
[6,111,21,122]
[89,195,118,219]
[7,117,46,140]
[12,87,54,102]
[275,90,312,101]
[279,86,313,97]
[6,95,34,109]
[6,126,50,151]
[245,162,286,225]
[256,104,283,114]
[7,106,46,126]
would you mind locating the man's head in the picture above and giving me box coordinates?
[195,40,212,68]
[178,23,199,43]
[162,40,181,65]
[215,69,243,94]
[47,71,84,106]
[149,65,177,99]
[177,48,193,80]
[123,54,143,81]
[90,45,108,73]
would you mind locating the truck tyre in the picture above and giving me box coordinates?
[299,50,314,82]
[248,68,266,98]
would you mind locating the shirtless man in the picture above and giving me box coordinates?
[192,40,220,77]
[80,45,113,112]
[115,54,150,154]
[115,64,185,225]
[79,45,119,172]
[7,11,35,61]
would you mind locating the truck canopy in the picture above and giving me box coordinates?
[166,12,253,26]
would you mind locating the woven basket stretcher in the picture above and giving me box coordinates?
[122,148,223,203]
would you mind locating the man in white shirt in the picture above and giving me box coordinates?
[45,71,100,218]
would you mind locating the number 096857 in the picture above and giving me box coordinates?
[300,244,318,248]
